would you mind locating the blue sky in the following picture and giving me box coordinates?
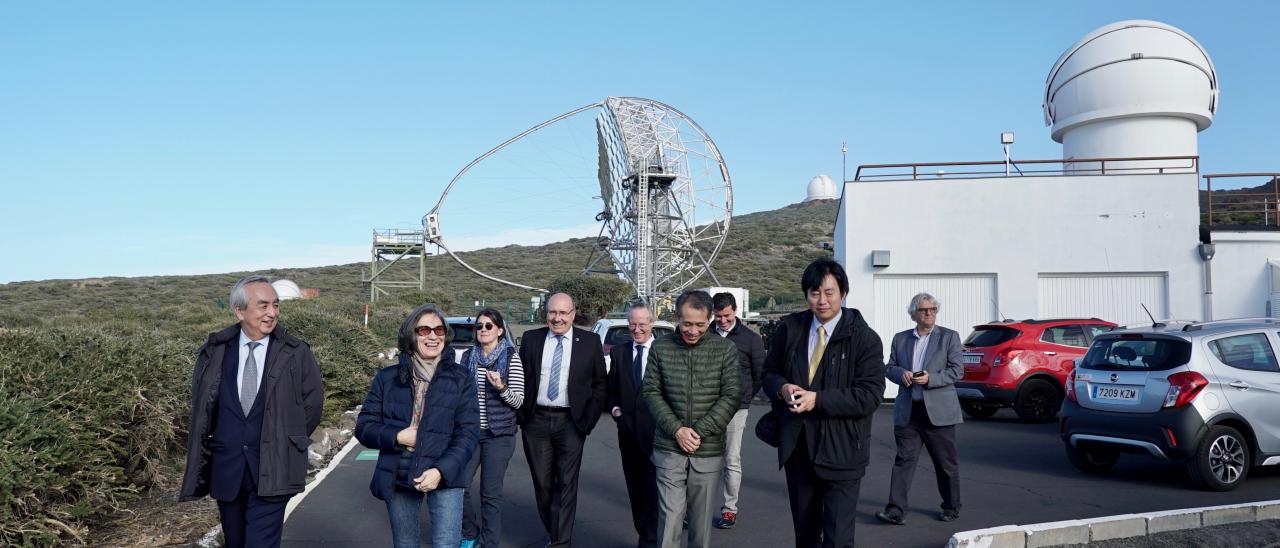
[2,2,1277,283]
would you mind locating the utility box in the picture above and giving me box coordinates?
[698,286,752,319]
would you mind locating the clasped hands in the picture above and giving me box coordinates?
[397,427,443,492]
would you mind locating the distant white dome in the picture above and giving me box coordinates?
[271,279,302,300]
[805,174,838,202]
[1043,20,1217,161]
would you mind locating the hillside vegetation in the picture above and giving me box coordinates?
[0,199,836,544]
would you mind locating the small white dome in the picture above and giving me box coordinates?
[271,279,303,300]
[1044,20,1217,144]
[805,174,838,202]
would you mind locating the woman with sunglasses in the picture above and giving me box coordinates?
[458,308,524,548]
[355,304,479,548]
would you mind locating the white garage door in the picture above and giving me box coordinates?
[1037,273,1168,326]
[873,274,997,347]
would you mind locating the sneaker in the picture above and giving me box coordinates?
[940,509,960,522]
[715,511,737,529]
[459,538,477,548]
[875,509,906,525]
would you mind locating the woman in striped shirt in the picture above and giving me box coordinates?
[459,308,524,548]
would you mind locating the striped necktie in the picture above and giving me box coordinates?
[547,335,564,402]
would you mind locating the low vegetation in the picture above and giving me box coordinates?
[0,199,837,544]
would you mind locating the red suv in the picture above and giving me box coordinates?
[956,318,1116,422]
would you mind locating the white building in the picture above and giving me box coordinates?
[835,20,1280,395]
[805,174,838,202]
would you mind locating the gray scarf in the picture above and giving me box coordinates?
[409,354,439,433]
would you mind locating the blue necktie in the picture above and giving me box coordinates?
[547,335,564,402]
[634,345,645,387]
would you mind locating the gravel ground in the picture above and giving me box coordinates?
[1051,520,1280,548]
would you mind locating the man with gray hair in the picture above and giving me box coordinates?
[179,275,324,548]
[876,292,964,526]
[642,290,740,548]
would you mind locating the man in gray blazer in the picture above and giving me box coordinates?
[876,292,964,526]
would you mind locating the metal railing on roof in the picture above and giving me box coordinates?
[1201,173,1280,227]
[852,155,1199,182]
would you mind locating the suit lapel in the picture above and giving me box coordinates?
[258,334,288,409]
[925,328,945,372]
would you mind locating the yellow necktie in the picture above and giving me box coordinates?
[808,325,827,383]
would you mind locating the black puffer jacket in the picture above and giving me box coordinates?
[760,308,885,480]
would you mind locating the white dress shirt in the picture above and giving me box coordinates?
[909,327,934,401]
[537,329,574,407]
[807,310,843,364]
[633,338,652,379]
[237,330,270,397]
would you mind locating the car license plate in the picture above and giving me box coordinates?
[1094,385,1139,401]
[963,354,982,364]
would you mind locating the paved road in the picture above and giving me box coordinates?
[284,405,1280,547]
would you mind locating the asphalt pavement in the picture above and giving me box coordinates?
[283,404,1280,547]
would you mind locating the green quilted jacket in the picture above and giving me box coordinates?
[641,332,741,458]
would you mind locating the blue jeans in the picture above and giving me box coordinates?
[462,430,518,547]
[386,484,465,548]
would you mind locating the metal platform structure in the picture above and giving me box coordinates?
[362,228,428,302]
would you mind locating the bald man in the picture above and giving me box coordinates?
[517,293,609,547]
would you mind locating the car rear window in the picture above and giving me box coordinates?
[1081,337,1191,371]
[450,323,476,344]
[964,326,1020,347]
[606,327,633,346]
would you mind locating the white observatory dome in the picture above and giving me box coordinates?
[1043,20,1217,163]
[271,279,303,300]
[805,174,838,202]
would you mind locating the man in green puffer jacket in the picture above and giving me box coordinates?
[642,290,741,548]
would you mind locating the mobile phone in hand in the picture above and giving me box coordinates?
[913,371,927,378]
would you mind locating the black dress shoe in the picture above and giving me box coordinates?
[940,509,960,522]
[875,510,906,525]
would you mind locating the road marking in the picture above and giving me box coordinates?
[356,449,379,461]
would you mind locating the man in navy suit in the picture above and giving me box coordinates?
[607,304,659,548]
[517,292,609,547]
[179,276,324,548]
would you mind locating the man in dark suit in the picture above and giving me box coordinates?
[761,258,885,548]
[876,292,964,526]
[179,276,324,548]
[518,292,609,547]
[607,304,659,548]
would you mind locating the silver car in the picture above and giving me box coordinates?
[1060,318,1280,491]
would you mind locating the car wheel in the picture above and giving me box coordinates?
[1187,425,1250,491]
[960,401,999,419]
[1065,444,1118,473]
[1014,379,1061,423]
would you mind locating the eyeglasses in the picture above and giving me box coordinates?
[476,322,497,331]
[916,307,938,315]
[415,325,446,337]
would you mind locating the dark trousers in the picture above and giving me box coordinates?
[887,401,961,514]
[783,434,862,548]
[462,429,518,547]
[216,469,290,548]
[522,407,586,548]
[618,427,658,547]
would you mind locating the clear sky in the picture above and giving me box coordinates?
[2,2,1277,283]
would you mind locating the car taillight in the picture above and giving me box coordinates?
[993,349,1021,367]
[1163,371,1208,408]
[1064,369,1077,403]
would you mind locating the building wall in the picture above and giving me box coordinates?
[1207,232,1280,319]
[835,173,1205,345]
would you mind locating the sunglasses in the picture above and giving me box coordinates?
[415,325,446,337]
[476,322,498,331]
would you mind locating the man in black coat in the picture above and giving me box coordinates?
[179,276,324,548]
[607,304,660,548]
[761,259,886,548]
[517,292,609,548]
